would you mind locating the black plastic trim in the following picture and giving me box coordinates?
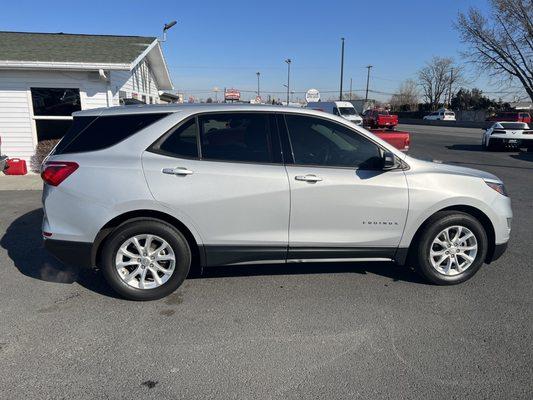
[44,238,93,268]
[201,245,398,267]
[488,242,508,263]
[201,245,288,267]
[288,246,396,260]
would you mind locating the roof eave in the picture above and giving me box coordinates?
[132,40,173,91]
[0,60,130,70]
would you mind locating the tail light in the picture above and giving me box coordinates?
[41,161,79,186]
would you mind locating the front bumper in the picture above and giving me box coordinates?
[44,238,93,268]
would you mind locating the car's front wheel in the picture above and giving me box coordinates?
[101,220,191,300]
[413,211,488,285]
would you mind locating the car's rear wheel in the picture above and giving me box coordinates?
[101,220,191,300]
[413,211,488,285]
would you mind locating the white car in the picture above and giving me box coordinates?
[423,110,456,121]
[482,122,533,151]
[41,104,511,300]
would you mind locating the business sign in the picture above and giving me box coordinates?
[305,88,320,103]
[225,88,241,101]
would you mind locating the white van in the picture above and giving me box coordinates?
[307,101,363,125]
[423,109,456,121]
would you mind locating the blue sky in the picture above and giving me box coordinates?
[1,0,506,101]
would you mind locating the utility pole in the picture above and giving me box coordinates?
[256,72,261,98]
[339,38,345,101]
[285,59,291,105]
[364,65,373,102]
[349,78,353,101]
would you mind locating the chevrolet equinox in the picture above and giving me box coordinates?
[41,104,512,300]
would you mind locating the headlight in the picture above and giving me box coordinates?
[484,179,508,197]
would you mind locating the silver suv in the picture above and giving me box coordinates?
[42,104,512,300]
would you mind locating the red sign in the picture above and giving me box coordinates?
[224,88,240,101]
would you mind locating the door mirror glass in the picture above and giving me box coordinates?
[382,152,396,170]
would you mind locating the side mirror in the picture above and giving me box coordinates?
[382,152,396,170]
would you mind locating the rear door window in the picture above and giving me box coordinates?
[198,113,275,163]
[54,113,169,155]
[150,117,199,158]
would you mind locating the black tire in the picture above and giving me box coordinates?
[412,211,488,285]
[487,140,499,151]
[101,219,191,300]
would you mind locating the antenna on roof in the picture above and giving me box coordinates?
[161,20,177,42]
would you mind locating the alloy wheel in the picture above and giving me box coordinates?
[429,225,478,276]
[115,234,176,289]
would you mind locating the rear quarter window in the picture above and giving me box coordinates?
[54,113,170,155]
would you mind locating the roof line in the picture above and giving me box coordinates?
[0,30,156,39]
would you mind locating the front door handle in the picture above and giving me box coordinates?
[295,174,322,182]
[162,167,194,176]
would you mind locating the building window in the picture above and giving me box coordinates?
[31,88,81,117]
[30,87,81,141]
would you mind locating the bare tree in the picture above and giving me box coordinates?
[456,0,533,102]
[418,57,464,110]
[390,79,419,111]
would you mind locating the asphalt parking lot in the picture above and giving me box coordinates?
[0,124,532,399]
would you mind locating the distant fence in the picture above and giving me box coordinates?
[399,118,488,129]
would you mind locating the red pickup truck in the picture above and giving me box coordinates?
[370,129,410,152]
[362,109,399,129]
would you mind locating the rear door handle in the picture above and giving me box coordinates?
[295,174,322,182]
[162,167,194,176]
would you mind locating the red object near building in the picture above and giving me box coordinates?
[4,158,28,175]
[369,129,410,152]
[363,109,399,129]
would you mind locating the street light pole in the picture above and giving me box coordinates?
[285,58,292,106]
[285,59,291,105]
[339,37,345,101]
[364,65,373,102]
[256,72,261,98]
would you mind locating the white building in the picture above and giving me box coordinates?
[0,31,173,164]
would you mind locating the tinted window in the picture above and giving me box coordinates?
[54,113,169,154]
[285,114,381,169]
[198,113,273,163]
[153,117,199,158]
[31,88,81,116]
[339,107,356,115]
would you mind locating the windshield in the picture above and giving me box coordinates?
[378,110,390,115]
[498,122,529,130]
[339,107,357,116]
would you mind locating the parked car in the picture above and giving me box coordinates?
[0,136,8,172]
[423,109,456,121]
[362,109,398,129]
[307,101,363,125]
[486,111,531,124]
[482,122,533,151]
[42,104,511,300]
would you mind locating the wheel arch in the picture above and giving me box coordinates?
[400,205,496,265]
[91,209,205,271]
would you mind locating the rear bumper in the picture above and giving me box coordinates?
[44,238,93,268]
